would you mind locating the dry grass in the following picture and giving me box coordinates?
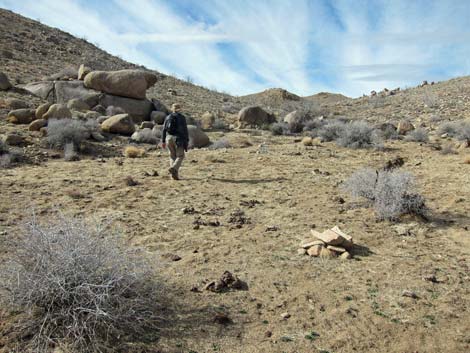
[124,145,146,158]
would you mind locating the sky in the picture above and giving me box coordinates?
[2,0,470,97]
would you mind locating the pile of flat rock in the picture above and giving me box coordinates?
[299,226,354,260]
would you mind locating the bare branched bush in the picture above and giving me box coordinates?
[0,214,160,352]
[212,119,228,130]
[405,127,429,142]
[336,121,382,149]
[64,142,79,161]
[438,121,470,141]
[47,118,90,149]
[303,118,326,133]
[270,122,289,136]
[209,138,231,150]
[342,168,428,221]
[317,120,347,142]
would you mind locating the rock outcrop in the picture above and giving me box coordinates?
[238,106,275,128]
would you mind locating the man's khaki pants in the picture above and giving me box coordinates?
[166,135,185,173]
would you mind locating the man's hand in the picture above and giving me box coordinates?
[161,143,166,149]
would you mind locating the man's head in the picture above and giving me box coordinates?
[171,103,182,113]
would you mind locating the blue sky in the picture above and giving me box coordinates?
[2,0,470,97]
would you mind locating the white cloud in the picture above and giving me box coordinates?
[2,0,470,97]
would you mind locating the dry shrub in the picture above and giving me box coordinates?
[317,120,346,141]
[440,144,457,155]
[270,122,289,136]
[124,145,145,158]
[438,121,470,140]
[336,121,382,149]
[0,215,160,352]
[209,138,231,150]
[405,127,429,143]
[64,142,79,161]
[47,118,97,150]
[342,168,428,221]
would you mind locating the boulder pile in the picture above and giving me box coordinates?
[299,226,354,260]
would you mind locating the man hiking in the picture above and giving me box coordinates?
[161,103,189,180]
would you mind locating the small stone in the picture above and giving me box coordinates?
[327,245,346,253]
[264,331,272,338]
[402,290,419,299]
[280,312,291,319]
[297,248,307,255]
[319,247,337,258]
[170,254,181,261]
[29,119,47,131]
[307,244,323,257]
[3,133,25,146]
[340,251,352,260]
[300,239,325,249]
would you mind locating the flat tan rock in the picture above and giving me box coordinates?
[320,247,336,258]
[300,239,325,249]
[307,244,323,257]
[340,251,352,260]
[327,245,346,253]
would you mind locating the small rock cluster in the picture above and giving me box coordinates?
[299,226,354,260]
[203,271,247,292]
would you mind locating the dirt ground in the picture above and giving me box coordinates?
[1,131,469,353]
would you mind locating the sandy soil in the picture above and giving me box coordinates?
[1,131,469,353]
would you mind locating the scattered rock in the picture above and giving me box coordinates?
[327,245,346,253]
[280,312,291,319]
[101,114,136,135]
[300,240,325,249]
[140,121,154,129]
[29,119,47,131]
[77,64,92,80]
[213,312,232,325]
[188,125,210,148]
[3,133,25,146]
[311,226,353,249]
[320,247,337,258]
[307,245,323,257]
[67,98,90,112]
[340,251,352,260]
[124,175,139,186]
[228,209,250,228]
[84,69,157,99]
[297,248,307,255]
[7,109,36,124]
[402,290,419,299]
[99,94,154,123]
[42,104,72,120]
[238,106,276,128]
[397,121,415,135]
[5,98,29,109]
[301,136,313,146]
[0,71,12,90]
[150,110,167,124]
[35,102,52,120]
[205,271,247,292]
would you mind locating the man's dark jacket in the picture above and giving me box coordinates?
[162,112,189,151]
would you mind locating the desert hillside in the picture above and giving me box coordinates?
[0,7,469,353]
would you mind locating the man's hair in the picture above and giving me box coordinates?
[171,103,181,112]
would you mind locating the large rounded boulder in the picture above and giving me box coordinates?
[42,104,72,120]
[84,70,157,99]
[188,125,210,148]
[7,109,36,124]
[101,114,135,135]
[0,72,12,91]
[238,106,275,128]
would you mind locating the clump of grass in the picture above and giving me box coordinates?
[342,168,428,221]
[0,214,160,352]
[405,128,429,143]
[124,145,146,158]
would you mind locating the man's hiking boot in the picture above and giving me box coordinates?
[168,167,179,180]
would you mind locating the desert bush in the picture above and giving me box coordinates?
[47,118,90,149]
[336,121,382,149]
[209,138,231,150]
[106,105,125,116]
[270,122,289,136]
[212,118,228,130]
[64,142,79,161]
[0,153,11,168]
[303,118,326,133]
[405,127,429,142]
[317,120,347,142]
[342,168,427,220]
[132,128,159,144]
[0,215,159,352]
[440,144,457,155]
[380,124,400,140]
[438,121,470,141]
